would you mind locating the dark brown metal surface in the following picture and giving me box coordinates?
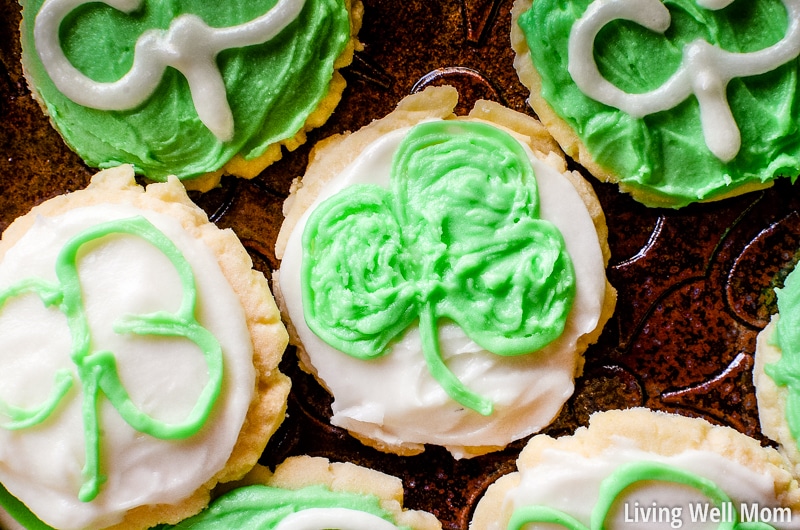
[2,1,799,529]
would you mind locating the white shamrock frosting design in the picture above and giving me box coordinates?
[34,0,305,141]
[568,0,800,162]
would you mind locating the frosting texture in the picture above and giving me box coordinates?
[159,484,407,529]
[518,0,800,207]
[21,0,351,180]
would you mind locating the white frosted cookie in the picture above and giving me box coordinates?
[511,0,800,208]
[163,456,441,529]
[471,408,800,530]
[0,165,290,530]
[275,85,616,458]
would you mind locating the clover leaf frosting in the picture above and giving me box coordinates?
[300,121,576,415]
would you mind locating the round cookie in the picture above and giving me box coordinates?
[471,408,800,530]
[511,0,800,208]
[20,0,363,191]
[163,456,441,529]
[0,165,290,529]
[755,262,800,475]
[275,85,616,458]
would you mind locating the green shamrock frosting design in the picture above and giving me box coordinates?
[20,0,351,181]
[301,121,576,416]
[518,0,800,207]
[509,461,778,530]
[0,216,223,504]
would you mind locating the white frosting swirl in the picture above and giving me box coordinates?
[0,204,255,530]
[279,121,608,457]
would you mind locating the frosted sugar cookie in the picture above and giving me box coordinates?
[275,86,616,458]
[512,0,800,208]
[20,0,362,190]
[0,165,290,529]
[755,261,800,474]
[163,456,441,529]
[471,408,800,530]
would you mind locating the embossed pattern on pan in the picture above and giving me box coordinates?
[0,0,798,528]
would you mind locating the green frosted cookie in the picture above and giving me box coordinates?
[159,457,441,530]
[512,0,800,208]
[20,0,360,187]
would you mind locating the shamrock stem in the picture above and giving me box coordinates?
[77,363,104,503]
[418,303,493,416]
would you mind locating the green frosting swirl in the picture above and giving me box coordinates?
[20,0,351,181]
[0,216,222,504]
[508,461,778,530]
[518,0,800,207]
[301,121,575,416]
[767,262,800,451]
[155,484,409,529]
